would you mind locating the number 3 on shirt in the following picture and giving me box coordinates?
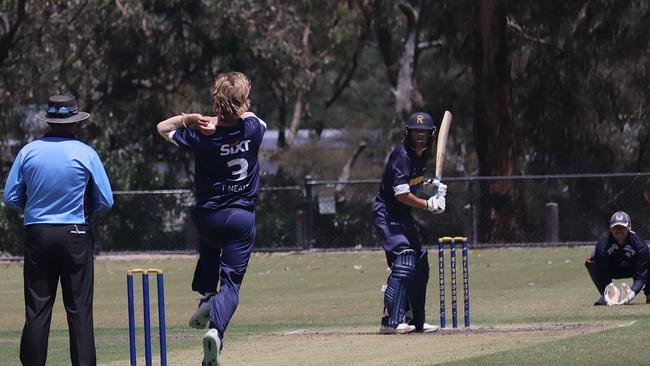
[227,158,248,181]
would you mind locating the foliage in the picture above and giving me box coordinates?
[0,0,648,248]
[93,191,193,251]
[0,206,24,255]
[510,0,650,173]
[257,171,303,248]
[215,0,369,146]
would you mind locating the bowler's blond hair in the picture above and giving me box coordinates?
[211,72,251,120]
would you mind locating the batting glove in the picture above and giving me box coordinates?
[421,179,447,197]
[437,182,447,198]
[425,195,445,214]
[421,179,435,195]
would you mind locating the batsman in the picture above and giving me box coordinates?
[372,111,448,334]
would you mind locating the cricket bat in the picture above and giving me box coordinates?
[433,111,452,194]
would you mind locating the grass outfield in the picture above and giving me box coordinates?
[0,247,648,365]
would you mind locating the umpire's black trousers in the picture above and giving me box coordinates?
[21,224,96,366]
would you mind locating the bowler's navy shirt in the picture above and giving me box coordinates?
[172,116,266,211]
[374,144,428,214]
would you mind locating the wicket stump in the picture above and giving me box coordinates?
[127,268,167,366]
[438,237,470,328]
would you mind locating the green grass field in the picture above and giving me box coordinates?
[1,247,648,365]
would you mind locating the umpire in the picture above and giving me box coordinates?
[585,211,649,305]
[3,95,113,366]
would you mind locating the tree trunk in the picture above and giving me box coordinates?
[391,0,421,131]
[283,26,315,148]
[286,90,304,146]
[392,12,417,129]
[269,81,288,148]
[277,98,288,148]
[0,0,26,66]
[471,0,524,242]
[335,141,367,202]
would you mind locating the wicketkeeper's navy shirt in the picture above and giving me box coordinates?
[171,116,266,211]
[594,231,649,294]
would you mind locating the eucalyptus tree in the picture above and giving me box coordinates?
[356,0,449,140]
[505,0,650,241]
[508,0,649,173]
[470,0,524,242]
[217,0,367,147]
[0,1,241,187]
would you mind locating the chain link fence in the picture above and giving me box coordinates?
[1,172,649,255]
[307,173,650,248]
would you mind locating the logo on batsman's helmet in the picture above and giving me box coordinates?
[404,112,435,154]
[406,112,435,131]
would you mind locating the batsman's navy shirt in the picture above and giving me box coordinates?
[171,116,266,211]
[374,144,428,214]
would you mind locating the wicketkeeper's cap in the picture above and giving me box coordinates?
[610,211,631,228]
[406,112,435,131]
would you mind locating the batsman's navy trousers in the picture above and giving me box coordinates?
[191,207,255,339]
[373,202,429,328]
[372,202,422,256]
[21,224,96,366]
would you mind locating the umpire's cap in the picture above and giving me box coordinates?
[610,211,631,228]
[406,112,435,131]
[35,95,90,124]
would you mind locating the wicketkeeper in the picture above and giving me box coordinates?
[372,112,446,334]
[585,211,650,305]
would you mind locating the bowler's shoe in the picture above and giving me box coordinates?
[190,293,216,329]
[202,328,221,366]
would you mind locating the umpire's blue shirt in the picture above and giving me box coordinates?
[374,144,428,214]
[170,115,266,211]
[3,132,114,225]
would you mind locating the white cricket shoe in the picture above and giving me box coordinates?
[421,323,439,333]
[189,293,215,329]
[379,323,416,334]
[202,328,221,366]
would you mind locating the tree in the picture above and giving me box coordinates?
[357,0,447,143]
[218,0,368,147]
[0,0,26,66]
[508,0,649,174]
[471,0,524,242]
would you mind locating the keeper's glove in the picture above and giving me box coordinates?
[619,283,635,305]
[604,283,620,306]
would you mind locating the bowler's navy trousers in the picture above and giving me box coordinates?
[190,208,255,339]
